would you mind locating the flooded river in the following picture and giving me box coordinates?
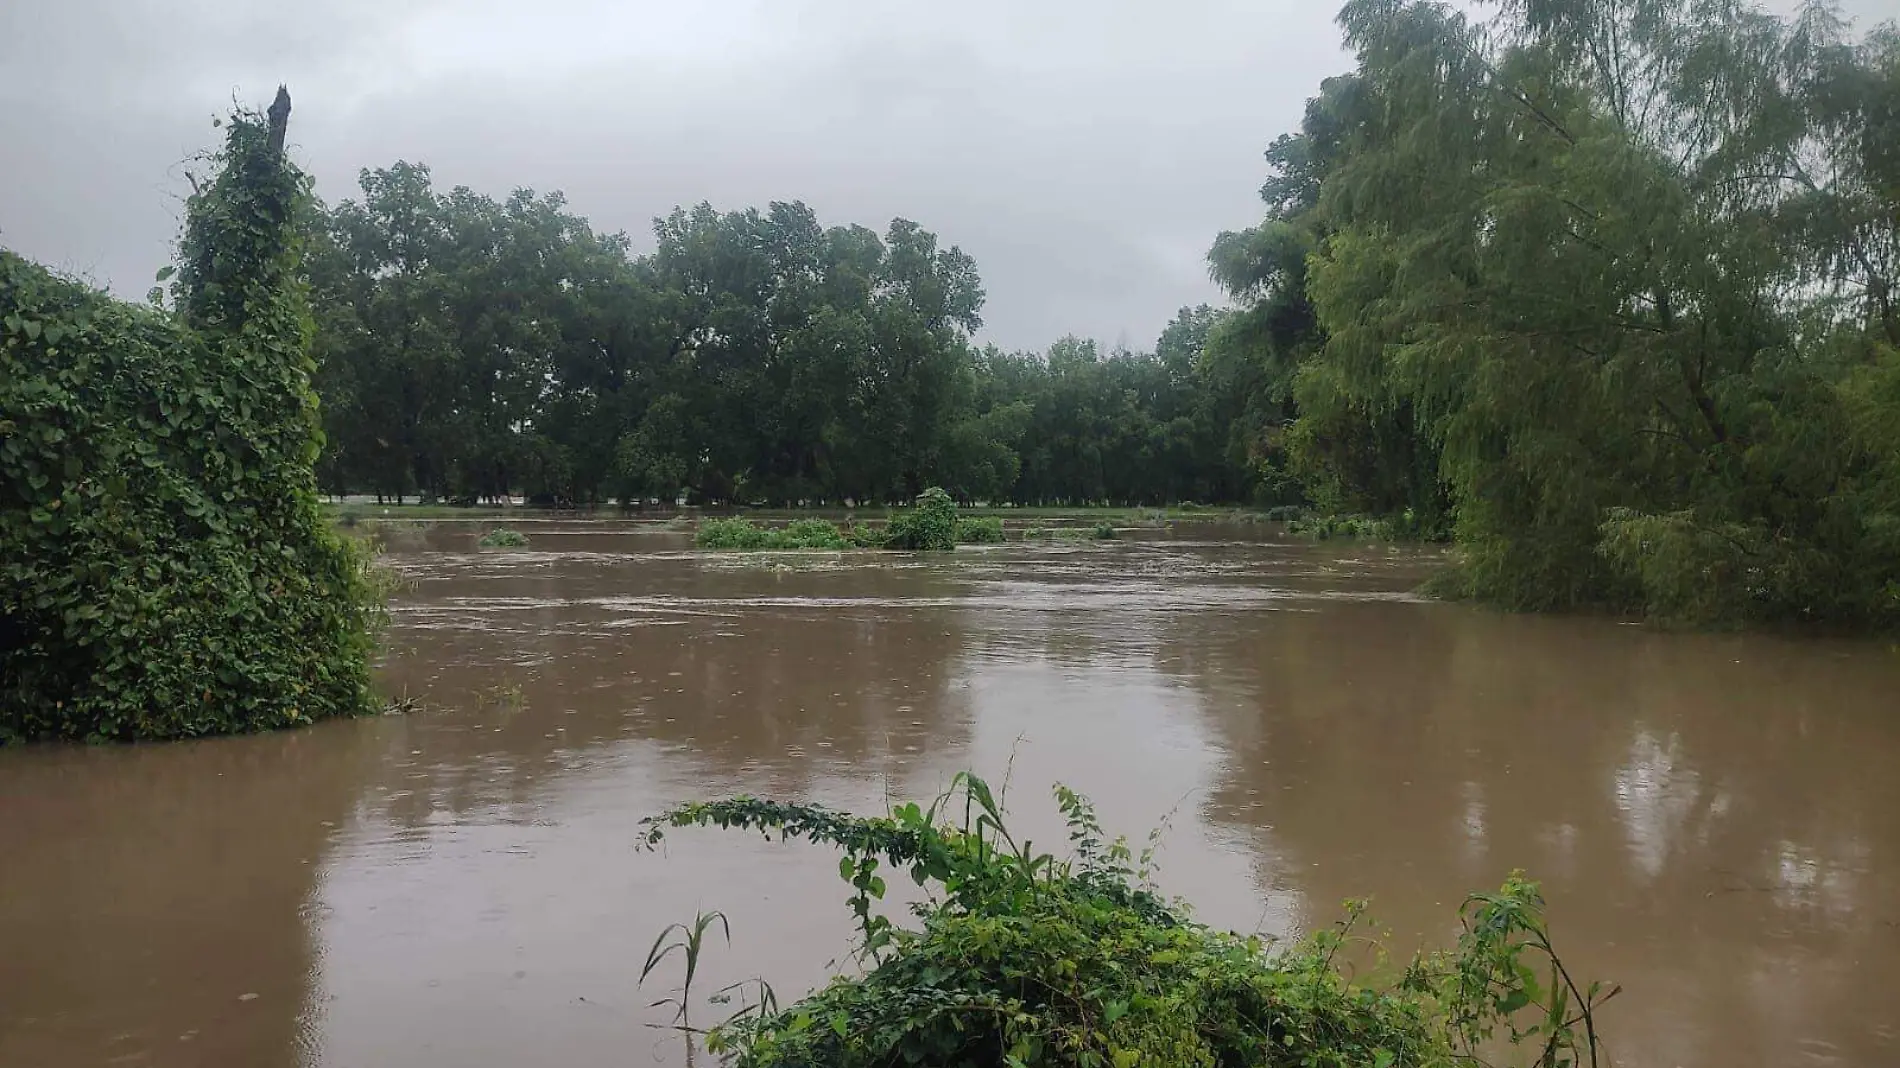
[4,521,1899,1067]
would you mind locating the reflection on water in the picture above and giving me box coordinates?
[3,521,1898,1067]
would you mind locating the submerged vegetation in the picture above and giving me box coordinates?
[695,489,1015,552]
[641,775,1613,1068]
[477,528,530,549]
[697,517,855,551]
[954,516,1006,544]
[1,91,382,742]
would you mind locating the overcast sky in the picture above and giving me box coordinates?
[0,0,1889,352]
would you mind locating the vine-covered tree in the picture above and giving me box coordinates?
[2,91,382,741]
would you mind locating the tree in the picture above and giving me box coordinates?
[1283,0,1900,620]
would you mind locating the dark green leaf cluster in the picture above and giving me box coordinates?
[641,776,1611,1068]
[0,101,382,741]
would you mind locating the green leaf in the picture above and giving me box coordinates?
[155,265,177,282]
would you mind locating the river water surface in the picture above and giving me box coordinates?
[4,521,1899,1067]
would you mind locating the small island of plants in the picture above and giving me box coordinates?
[693,489,1111,552]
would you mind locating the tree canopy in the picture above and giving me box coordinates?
[1209,0,1900,625]
[307,172,1249,509]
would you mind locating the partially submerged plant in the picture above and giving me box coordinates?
[640,774,1611,1068]
[642,910,732,1029]
[478,527,529,548]
[884,487,959,551]
[954,516,1005,544]
[696,517,851,550]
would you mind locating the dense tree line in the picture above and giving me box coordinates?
[306,171,1259,508]
[1207,0,1899,625]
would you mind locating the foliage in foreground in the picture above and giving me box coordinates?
[642,775,1613,1068]
[478,528,530,548]
[1,92,384,742]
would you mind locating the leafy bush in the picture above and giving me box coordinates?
[954,516,1005,544]
[696,517,851,551]
[779,519,853,549]
[695,517,770,549]
[1092,522,1117,540]
[1,94,385,742]
[844,522,889,549]
[884,487,959,551]
[641,775,1612,1068]
[478,528,529,548]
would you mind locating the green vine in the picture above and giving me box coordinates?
[641,775,1612,1067]
[0,91,383,741]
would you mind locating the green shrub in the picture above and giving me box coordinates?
[954,516,1004,544]
[844,522,889,549]
[696,517,773,549]
[884,487,958,551]
[1092,521,1118,540]
[641,775,1612,1068]
[478,527,529,548]
[696,517,851,551]
[779,518,852,549]
[1,94,383,742]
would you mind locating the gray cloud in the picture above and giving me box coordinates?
[2,0,1889,351]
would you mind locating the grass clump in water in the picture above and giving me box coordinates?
[641,774,1613,1068]
[954,516,1005,544]
[478,528,530,548]
[696,517,851,550]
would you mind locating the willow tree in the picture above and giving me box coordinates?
[1208,73,1451,522]
[1293,0,1899,622]
[0,90,382,741]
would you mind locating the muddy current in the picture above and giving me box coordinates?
[4,520,1898,1067]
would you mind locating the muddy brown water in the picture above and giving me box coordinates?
[4,521,1899,1067]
